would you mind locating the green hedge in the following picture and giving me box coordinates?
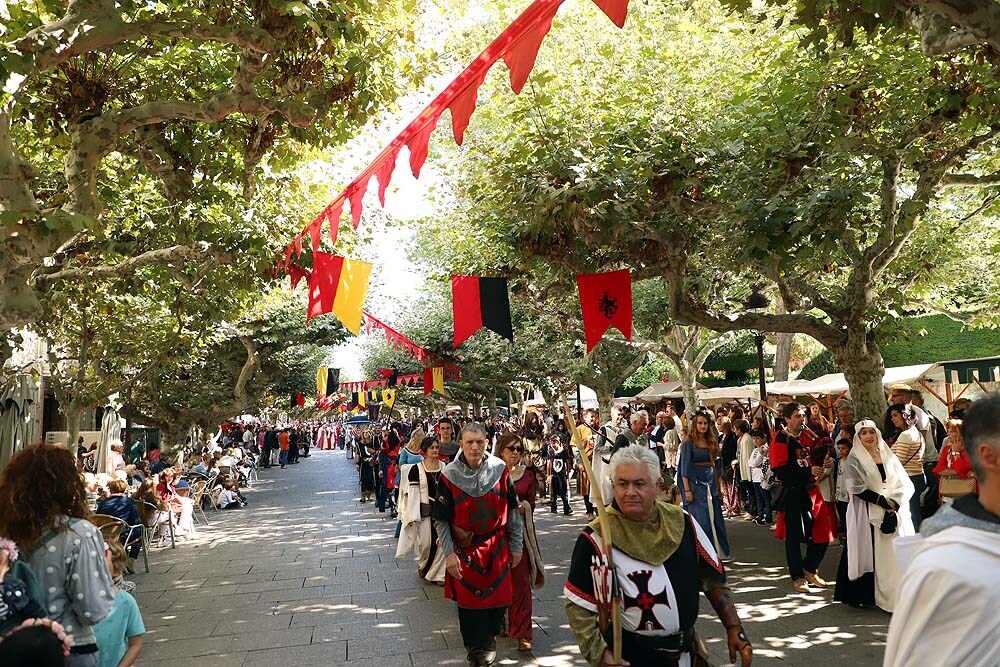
[799,315,1000,379]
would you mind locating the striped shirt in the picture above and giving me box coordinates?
[890,429,925,476]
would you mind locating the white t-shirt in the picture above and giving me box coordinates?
[218,489,239,507]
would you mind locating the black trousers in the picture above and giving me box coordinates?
[908,472,926,531]
[458,606,505,656]
[550,472,570,513]
[783,488,828,580]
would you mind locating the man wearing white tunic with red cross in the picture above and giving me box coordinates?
[433,422,523,667]
[564,445,752,667]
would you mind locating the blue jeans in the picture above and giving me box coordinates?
[753,482,772,522]
[279,450,288,466]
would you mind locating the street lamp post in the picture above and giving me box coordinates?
[743,290,771,405]
[753,332,767,404]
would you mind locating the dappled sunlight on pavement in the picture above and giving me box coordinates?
[128,451,888,667]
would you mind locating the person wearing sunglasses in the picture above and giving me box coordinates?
[496,434,545,652]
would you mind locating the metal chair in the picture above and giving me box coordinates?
[189,480,210,525]
[91,514,149,573]
[136,499,175,550]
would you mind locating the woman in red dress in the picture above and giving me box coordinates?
[495,433,542,653]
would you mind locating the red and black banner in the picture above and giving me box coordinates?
[452,275,514,347]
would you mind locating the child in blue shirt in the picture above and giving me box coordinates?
[93,541,144,667]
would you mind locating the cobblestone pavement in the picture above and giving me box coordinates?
[132,450,889,667]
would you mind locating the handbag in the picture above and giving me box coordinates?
[879,511,898,535]
[939,475,977,498]
[450,524,473,549]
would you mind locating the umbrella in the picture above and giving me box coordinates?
[95,406,121,474]
[0,375,36,469]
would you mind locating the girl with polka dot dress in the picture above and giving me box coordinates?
[0,445,117,667]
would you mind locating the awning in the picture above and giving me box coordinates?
[634,381,707,403]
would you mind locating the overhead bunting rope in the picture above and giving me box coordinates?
[362,311,461,379]
[278,0,631,268]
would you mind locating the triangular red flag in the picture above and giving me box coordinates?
[349,176,370,228]
[449,71,488,146]
[407,116,439,177]
[591,0,630,27]
[326,199,345,247]
[308,219,322,253]
[376,147,400,206]
[288,263,311,290]
[502,2,560,94]
[576,269,632,352]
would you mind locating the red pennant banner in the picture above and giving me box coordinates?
[288,263,311,290]
[576,269,633,352]
[361,312,461,379]
[278,0,632,267]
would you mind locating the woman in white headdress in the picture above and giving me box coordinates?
[834,419,914,611]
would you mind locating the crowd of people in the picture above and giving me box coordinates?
[350,386,996,667]
[0,386,993,667]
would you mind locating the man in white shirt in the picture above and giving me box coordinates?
[666,403,685,440]
[884,395,1000,667]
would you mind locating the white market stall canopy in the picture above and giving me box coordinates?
[635,356,1000,411]
[635,381,707,403]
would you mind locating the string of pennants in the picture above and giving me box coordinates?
[280,0,637,398]
[276,0,630,271]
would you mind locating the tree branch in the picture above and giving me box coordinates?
[9,3,279,84]
[941,171,1000,186]
[233,334,260,409]
[66,92,314,215]
[907,1,1000,54]
[34,243,231,286]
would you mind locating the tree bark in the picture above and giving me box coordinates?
[65,405,82,451]
[593,385,615,423]
[830,335,887,423]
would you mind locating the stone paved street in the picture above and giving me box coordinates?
[132,450,890,666]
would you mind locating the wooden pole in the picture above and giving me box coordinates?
[562,394,621,663]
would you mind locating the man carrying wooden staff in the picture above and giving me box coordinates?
[563,410,753,666]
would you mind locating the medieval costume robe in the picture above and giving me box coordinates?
[564,501,727,667]
[432,452,524,664]
[834,421,913,611]
[883,494,1000,667]
[771,427,835,581]
[396,461,447,583]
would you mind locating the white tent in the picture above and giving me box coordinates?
[635,381,707,403]
[696,385,762,406]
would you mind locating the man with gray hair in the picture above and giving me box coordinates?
[564,445,753,666]
[883,394,1000,667]
[433,422,523,667]
[613,410,649,454]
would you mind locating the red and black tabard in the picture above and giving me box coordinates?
[437,468,515,608]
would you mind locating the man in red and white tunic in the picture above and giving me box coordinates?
[433,422,523,667]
